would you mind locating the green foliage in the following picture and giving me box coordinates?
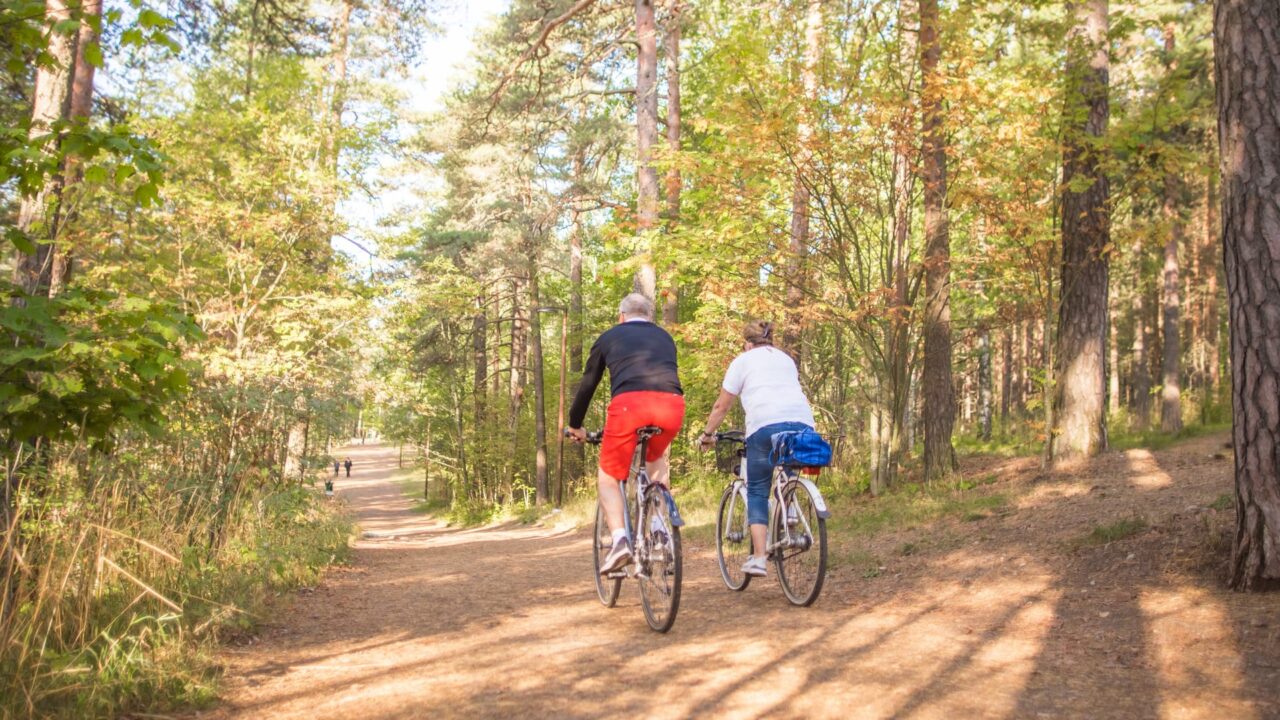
[0,286,200,445]
[1079,517,1149,546]
[1208,494,1233,512]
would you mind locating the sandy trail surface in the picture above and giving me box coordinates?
[203,439,1278,719]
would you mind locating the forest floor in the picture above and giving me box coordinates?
[194,434,1279,720]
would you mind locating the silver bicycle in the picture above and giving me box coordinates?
[572,426,684,633]
[713,430,830,606]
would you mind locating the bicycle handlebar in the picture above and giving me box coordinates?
[712,430,745,444]
[564,428,603,445]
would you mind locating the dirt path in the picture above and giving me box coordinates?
[204,439,1279,719]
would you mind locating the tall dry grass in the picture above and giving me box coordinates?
[0,448,350,719]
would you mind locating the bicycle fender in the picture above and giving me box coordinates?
[796,478,832,519]
[662,489,685,527]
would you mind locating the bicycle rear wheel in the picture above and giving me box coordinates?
[773,480,827,606]
[593,503,622,607]
[715,484,752,591]
[638,486,682,632]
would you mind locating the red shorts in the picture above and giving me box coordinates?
[600,391,686,480]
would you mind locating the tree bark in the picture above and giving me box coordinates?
[661,0,681,325]
[1001,328,1013,423]
[567,198,585,483]
[12,0,78,299]
[920,0,956,477]
[1203,170,1221,399]
[1215,0,1280,592]
[48,0,101,296]
[978,327,993,441]
[1132,252,1152,428]
[1051,0,1110,463]
[784,0,823,363]
[529,268,549,504]
[633,0,659,301]
[1160,25,1184,434]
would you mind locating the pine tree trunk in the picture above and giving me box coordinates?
[529,268,549,504]
[567,201,585,483]
[920,0,956,478]
[633,0,659,300]
[661,0,681,325]
[1203,170,1221,400]
[1132,254,1152,428]
[978,327,993,441]
[1160,26,1184,434]
[1001,329,1013,424]
[1215,0,1280,592]
[1051,0,1110,463]
[784,0,823,363]
[1161,173,1184,433]
[1109,295,1120,414]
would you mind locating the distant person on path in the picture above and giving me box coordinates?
[343,458,352,477]
[333,460,340,477]
[566,293,685,575]
[697,319,816,578]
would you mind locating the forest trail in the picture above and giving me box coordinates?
[203,439,1279,720]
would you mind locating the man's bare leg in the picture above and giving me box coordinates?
[597,467,626,535]
[645,447,671,488]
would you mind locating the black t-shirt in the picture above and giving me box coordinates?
[568,321,682,428]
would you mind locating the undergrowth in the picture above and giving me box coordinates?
[0,462,351,720]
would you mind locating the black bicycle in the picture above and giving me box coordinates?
[570,426,684,632]
[712,430,829,606]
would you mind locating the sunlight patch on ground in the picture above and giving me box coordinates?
[1140,586,1257,720]
[1123,449,1174,490]
[1014,481,1093,510]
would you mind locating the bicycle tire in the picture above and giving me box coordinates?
[715,484,752,591]
[773,480,827,607]
[638,486,682,633]
[592,503,622,607]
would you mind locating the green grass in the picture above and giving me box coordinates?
[827,485,1010,539]
[1078,517,1149,546]
[1108,422,1230,452]
[1208,493,1234,511]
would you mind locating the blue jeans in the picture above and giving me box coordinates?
[745,422,813,526]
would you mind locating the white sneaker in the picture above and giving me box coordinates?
[741,555,768,577]
[600,537,633,574]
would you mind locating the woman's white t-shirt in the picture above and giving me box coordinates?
[722,346,815,437]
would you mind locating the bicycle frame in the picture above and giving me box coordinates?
[722,451,831,558]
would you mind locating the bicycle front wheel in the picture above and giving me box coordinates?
[716,483,752,591]
[638,486,682,632]
[593,503,622,607]
[773,480,827,606]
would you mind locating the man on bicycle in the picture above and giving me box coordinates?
[567,293,685,574]
[698,320,815,577]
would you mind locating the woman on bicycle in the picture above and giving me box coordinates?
[698,320,815,577]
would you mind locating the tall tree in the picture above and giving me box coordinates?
[634,0,659,300]
[1051,0,1110,462]
[1215,0,1280,592]
[48,0,102,296]
[783,0,823,363]
[12,0,78,298]
[919,0,956,477]
[661,0,682,324]
[1160,24,1183,433]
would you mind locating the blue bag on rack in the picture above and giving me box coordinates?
[769,429,832,467]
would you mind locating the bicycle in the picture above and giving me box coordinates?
[712,430,830,606]
[570,426,684,633]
